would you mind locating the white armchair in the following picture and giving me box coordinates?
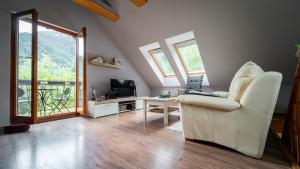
[177,62,282,158]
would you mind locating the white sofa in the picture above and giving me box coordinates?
[177,62,282,158]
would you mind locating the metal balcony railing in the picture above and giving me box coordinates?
[17,80,83,117]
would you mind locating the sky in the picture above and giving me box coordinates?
[19,20,53,33]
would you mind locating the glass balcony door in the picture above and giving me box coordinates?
[11,9,87,124]
[36,23,77,118]
[11,9,38,124]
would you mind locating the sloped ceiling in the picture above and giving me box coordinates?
[96,0,300,89]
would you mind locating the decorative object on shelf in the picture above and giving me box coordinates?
[95,57,104,64]
[91,86,97,101]
[105,58,115,65]
[113,58,121,65]
[88,53,123,69]
[96,96,105,101]
[88,54,104,64]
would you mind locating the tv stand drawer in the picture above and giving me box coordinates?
[88,102,118,118]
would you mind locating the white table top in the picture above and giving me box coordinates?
[89,96,178,105]
[144,97,177,102]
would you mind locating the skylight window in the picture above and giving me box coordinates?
[149,49,175,77]
[174,39,205,75]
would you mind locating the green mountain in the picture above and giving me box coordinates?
[18,31,77,81]
[19,31,76,67]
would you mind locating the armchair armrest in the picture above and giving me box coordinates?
[177,95,241,111]
[212,91,230,98]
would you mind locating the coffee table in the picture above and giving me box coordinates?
[143,97,177,126]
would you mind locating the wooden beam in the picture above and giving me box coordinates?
[130,0,147,7]
[73,0,119,22]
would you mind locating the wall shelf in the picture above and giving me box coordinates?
[88,61,123,69]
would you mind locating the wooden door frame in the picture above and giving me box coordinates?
[76,27,87,115]
[10,9,38,124]
[11,9,87,124]
[82,27,87,115]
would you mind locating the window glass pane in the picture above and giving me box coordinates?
[17,18,33,117]
[176,40,205,74]
[77,37,84,110]
[36,24,76,117]
[150,49,175,76]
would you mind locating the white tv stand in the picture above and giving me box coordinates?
[87,97,146,118]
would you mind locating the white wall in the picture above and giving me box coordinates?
[0,9,11,126]
[0,0,150,127]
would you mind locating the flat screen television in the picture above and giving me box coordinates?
[110,79,136,98]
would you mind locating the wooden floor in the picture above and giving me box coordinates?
[0,110,291,169]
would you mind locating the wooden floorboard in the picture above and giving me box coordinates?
[0,110,291,169]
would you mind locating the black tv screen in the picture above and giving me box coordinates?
[110,79,135,98]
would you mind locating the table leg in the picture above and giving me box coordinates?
[40,92,47,116]
[164,104,168,126]
[144,100,147,125]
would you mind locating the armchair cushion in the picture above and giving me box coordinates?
[229,61,264,101]
[229,77,253,101]
[177,95,241,111]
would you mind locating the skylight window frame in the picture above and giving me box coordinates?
[148,48,176,77]
[173,39,205,75]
